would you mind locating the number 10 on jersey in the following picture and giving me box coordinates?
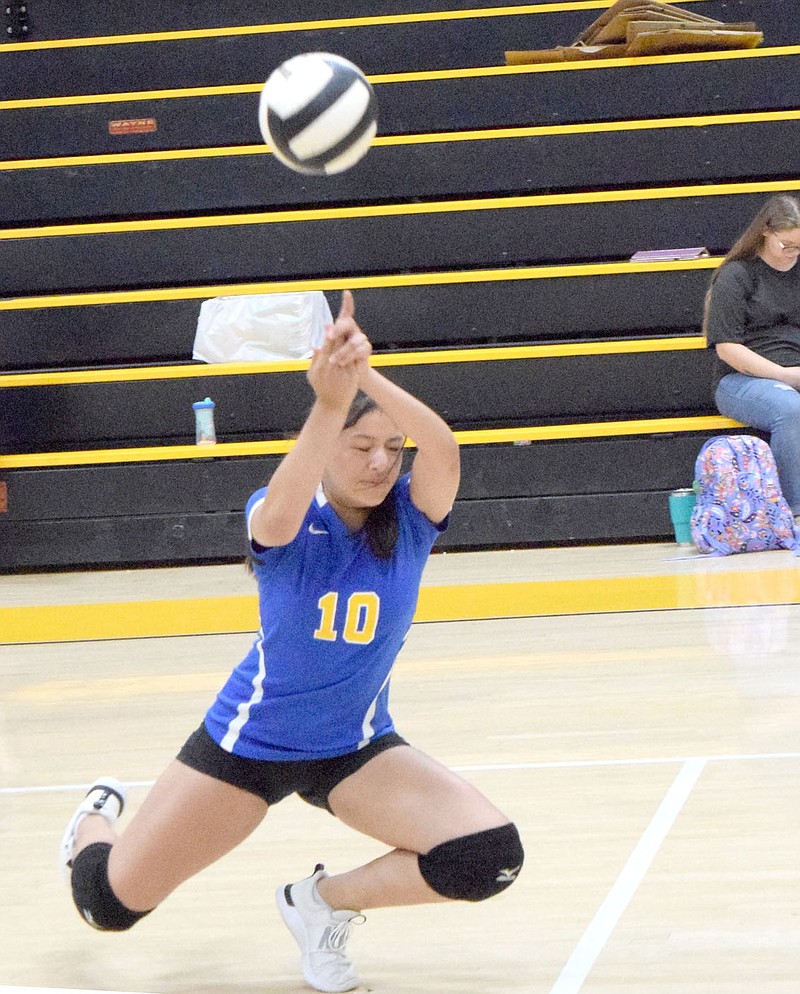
[314,591,380,644]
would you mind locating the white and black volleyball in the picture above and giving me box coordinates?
[259,52,378,176]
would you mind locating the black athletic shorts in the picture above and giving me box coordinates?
[177,723,407,812]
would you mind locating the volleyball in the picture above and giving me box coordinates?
[258,52,378,176]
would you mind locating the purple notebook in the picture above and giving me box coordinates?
[630,247,710,262]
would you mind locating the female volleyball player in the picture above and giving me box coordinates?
[60,291,524,993]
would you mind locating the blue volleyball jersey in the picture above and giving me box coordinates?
[204,473,446,760]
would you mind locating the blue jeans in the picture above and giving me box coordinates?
[715,372,800,513]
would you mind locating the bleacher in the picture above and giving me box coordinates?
[1,0,798,570]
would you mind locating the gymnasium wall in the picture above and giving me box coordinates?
[1,1,799,570]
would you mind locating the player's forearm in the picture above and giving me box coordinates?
[253,398,349,545]
[358,365,458,461]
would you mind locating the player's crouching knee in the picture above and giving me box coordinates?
[71,842,153,931]
[418,822,524,901]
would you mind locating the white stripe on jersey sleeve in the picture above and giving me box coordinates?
[246,495,266,543]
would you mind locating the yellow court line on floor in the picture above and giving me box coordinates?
[3,179,798,241]
[5,109,800,171]
[1,41,794,110]
[0,337,709,389]
[0,417,741,470]
[2,567,799,644]
[0,257,722,312]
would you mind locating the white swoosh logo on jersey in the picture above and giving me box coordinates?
[308,523,328,535]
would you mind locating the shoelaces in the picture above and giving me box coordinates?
[324,915,366,952]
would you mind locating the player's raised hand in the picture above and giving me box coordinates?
[307,292,369,409]
[325,290,372,368]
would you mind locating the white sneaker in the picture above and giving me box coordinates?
[59,776,126,881]
[276,864,364,993]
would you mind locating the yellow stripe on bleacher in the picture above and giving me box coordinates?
[1,179,799,241]
[1,44,797,111]
[4,109,800,171]
[371,44,800,82]
[453,416,740,446]
[0,338,708,389]
[0,1,718,54]
[2,563,797,645]
[0,417,741,470]
[0,257,722,311]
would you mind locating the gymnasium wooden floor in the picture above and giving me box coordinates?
[2,541,800,994]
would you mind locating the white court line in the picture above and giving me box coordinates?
[0,989,159,994]
[0,753,793,994]
[0,780,154,796]
[548,758,707,994]
[1,751,799,796]
[452,750,800,773]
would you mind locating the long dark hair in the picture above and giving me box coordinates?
[342,392,400,560]
[723,194,800,265]
[703,194,800,333]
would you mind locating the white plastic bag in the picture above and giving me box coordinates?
[192,291,332,363]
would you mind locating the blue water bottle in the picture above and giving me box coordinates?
[192,397,217,446]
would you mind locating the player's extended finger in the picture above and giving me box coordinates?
[337,289,355,322]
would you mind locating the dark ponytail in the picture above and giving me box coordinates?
[363,484,399,560]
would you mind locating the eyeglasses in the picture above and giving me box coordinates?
[774,235,800,254]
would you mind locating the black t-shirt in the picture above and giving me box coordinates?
[705,257,800,386]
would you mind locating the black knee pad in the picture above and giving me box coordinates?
[71,841,152,931]
[418,822,524,901]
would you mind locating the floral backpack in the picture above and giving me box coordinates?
[690,435,797,555]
